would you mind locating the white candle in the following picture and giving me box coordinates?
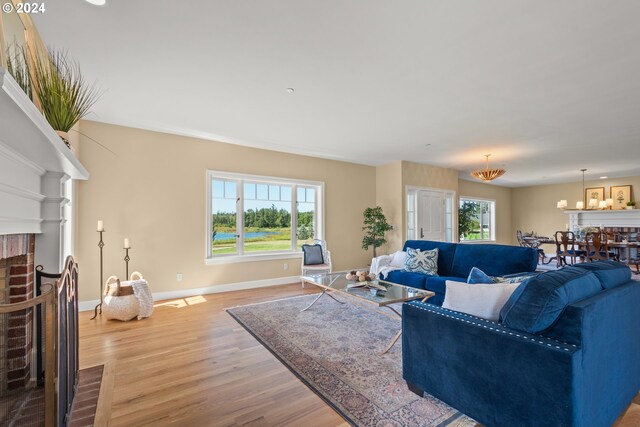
[124,238,130,249]
[565,224,569,230]
[97,220,104,231]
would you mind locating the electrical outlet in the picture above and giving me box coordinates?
[177,273,183,281]
[283,263,289,270]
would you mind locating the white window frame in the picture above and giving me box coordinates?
[458,196,496,243]
[205,170,325,264]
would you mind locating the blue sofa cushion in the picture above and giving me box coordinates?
[403,240,457,276]
[386,270,428,290]
[467,267,495,284]
[450,243,538,278]
[500,268,602,333]
[569,260,631,289]
[404,247,439,275]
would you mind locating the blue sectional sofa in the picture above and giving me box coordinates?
[402,260,640,427]
[386,240,538,305]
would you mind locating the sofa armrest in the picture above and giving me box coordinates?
[402,301,580,426]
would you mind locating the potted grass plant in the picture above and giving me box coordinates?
[5,43,32,99]
[30,48,100,150]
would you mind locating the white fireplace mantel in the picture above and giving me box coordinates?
[564,209,640,230]
[0,69,89,271]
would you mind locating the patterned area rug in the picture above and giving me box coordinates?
[227,294,476,427]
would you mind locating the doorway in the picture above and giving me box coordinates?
[406,187,455,242]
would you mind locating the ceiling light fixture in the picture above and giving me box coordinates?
[85,0,107,5]
[285,88,295,93]
[470,154,505,182]
[558,168,587,210]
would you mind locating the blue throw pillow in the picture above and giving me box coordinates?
[467,267,495,284]
[500,269,602,333]
[302,244,324,265]
[404,247,438,276]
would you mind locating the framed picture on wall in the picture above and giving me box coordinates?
[610,185,632,209]
[585,187,605,209]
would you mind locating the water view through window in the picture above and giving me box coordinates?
[210,175,320,257]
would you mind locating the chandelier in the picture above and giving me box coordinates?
[470,154,506,182]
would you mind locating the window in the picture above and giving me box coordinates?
[458,197,495,242]
[207,171,323,262]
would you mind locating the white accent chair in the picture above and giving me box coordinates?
[301,239,332,287]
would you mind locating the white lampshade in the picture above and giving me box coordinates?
[606,198,614,207]
[598,200,607,209]
[589,198,598,208]
[576,201,584,210]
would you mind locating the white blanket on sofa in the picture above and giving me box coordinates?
[370,251,407,279]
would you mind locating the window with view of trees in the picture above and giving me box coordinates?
[207,171,323,260]
[458,198,495,242]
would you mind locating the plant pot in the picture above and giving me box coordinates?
[55,130,77,156]
[55,130,71,148]
[626,206,635,210]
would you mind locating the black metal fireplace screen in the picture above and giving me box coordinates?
[0,256,79,427]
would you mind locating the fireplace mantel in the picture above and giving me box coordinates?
[564,209,640,229]
[0,69,89,271]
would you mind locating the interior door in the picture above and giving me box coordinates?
[417,190,446,241]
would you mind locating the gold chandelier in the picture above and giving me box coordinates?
[470,154,506,182]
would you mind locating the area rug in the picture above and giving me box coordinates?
[226,294,477,427]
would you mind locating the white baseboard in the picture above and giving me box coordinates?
[78,275,301,312]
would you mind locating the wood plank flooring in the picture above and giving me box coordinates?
[79,283,639,427]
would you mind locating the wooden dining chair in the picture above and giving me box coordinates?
[554,231,586,267]
[517,230,546,264]
[585,231,618,262]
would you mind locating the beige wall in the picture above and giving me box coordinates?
[512,176,640,243]
[375,161,403,255]
[76,121,376,301]
[458,179,513,245]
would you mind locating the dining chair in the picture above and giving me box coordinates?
[300,239,332,287]
[554,231,586,267]
[585,231,618,262]
[517,230,546,264]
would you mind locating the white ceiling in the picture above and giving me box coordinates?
[32,0,640,187]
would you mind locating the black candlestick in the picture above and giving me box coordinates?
[91,230,105,320]
[124,247,130,279]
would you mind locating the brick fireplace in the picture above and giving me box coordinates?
[0,234,36,391]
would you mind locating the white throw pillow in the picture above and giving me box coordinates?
[390,251,407,268]
[442,280,521,321]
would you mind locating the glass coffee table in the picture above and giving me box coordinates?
[301,271,435,354]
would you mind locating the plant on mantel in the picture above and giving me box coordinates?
[31,48,101,149]
[5,44,100,150]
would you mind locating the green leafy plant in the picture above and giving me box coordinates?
[627,201,636,207]
[31,48,100,145]
[362,206,393,258]
[458,201,479,240]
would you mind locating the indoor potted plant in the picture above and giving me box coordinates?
[626,201,636,210]
[362,206,393,258]
[30,48,100,150]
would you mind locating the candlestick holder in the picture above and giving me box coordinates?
[124,247,131,278]
[91,230,105,320]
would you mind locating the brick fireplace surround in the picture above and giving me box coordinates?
[0,234,35,391]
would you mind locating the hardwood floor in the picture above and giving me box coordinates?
[79,283,639,427]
